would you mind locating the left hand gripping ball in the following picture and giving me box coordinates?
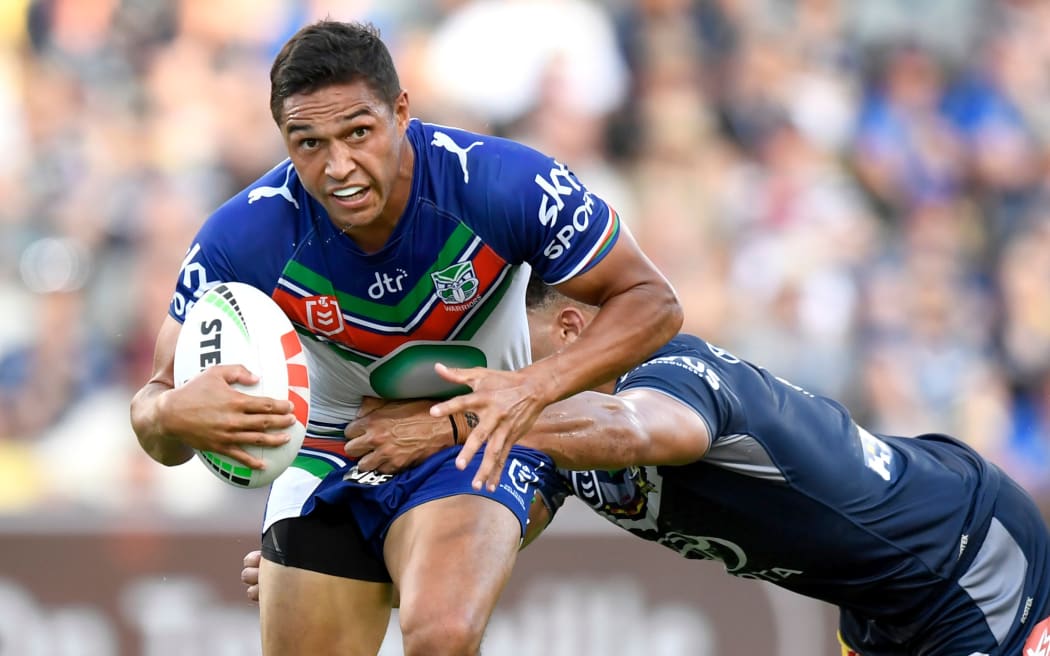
[173,282,310,488]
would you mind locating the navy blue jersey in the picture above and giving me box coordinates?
[554,335,1050,655]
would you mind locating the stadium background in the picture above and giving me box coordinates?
[1,0,1049,654]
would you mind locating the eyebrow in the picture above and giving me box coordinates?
[285,108,375,135]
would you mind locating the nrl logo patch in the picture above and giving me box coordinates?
[304,295,345,336]
[431,262,480,307]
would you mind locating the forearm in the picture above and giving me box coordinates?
[514,392,647,470]
[130,382,194,466]
[527,280,681,403]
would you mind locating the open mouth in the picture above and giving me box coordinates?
[333,185,368,201]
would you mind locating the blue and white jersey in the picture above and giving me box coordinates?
[168,119,622,530]
[555,335,1050,655]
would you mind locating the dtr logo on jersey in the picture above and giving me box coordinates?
[247,163,299,209]
[431,262,479,307]
[367,269,407,300]
[304,295,345,337]
[431,131,483,183]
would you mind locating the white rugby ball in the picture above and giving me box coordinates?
[173,282,309,488]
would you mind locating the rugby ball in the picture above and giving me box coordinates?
[173,282,309,488]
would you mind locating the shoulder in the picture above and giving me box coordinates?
[627,335,734,376]
[197,160,315,249]
[174,160,314,310]
[214,160,308,226]
[413,120,555,195]
[618,335,726,393]
[617,335,750,413]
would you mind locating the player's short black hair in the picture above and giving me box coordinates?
[525,272,557,310]
[269,20,402,124]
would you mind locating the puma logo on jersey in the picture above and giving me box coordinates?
[431,131,483,183]
[248,163,300,209]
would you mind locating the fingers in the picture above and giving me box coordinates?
[357,396,386,417]
[344,437,370,458]
[209,365,294,415]
[217,364,260,386]
[225,445,268,471]
[429,364,477,418]
[243,550,262,568]
[344,397,384,440]
[238,394,295,416]
[473,427,511,492]
[242,550,262,602]
[212,428,291,470]
[433,362,471,386]
[453,420,484,475]
[233,410,296,433]
[356,450,387,473]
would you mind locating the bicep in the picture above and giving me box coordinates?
[554,222,673,306]
[618,388,710,466]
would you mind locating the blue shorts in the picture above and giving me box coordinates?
[305,444,556,558]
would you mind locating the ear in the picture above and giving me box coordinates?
[556,306,589,346]
[394,90,411,130]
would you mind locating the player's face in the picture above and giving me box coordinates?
[527,309,560,362]
[527,305,591,361]
[280,80,412,249]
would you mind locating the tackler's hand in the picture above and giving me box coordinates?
[241,550,262,603]
[344,397,454,473]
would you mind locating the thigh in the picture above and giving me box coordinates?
[260,559,393,656]
[259,508,395,656]
[383,494,521,630]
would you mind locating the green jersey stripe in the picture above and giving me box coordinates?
[291,453,338,478]
[280,224,476,326]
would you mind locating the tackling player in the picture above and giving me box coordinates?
[129,20,681,656]
[245,276,1050,656]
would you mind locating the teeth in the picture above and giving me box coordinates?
[333,186,364,198]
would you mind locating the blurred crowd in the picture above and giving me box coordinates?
[1,0,1049,519]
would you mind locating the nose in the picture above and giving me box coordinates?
[325,140,357,181]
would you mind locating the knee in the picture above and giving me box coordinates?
[400,609,486,656]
